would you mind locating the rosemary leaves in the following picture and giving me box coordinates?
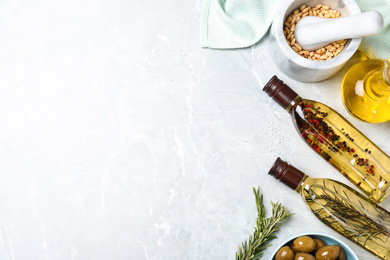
[235,187,292,260]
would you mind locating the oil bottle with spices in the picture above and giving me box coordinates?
[341,58,390,123]
[268,157,390,260]
[263,75,390,203]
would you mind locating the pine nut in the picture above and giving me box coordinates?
[294,43,302,51]
[302,7,310,13]
[291,38,296,45]
[291,16,297,24]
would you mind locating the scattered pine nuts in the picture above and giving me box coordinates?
[283,4,346,61]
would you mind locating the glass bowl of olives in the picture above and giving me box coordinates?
[269,232,358,260]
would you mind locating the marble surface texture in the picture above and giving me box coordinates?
[0,0,389,259]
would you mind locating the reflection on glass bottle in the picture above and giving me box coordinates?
[263,75,390,203]
[342,58,390,123]
[268,157,390,260]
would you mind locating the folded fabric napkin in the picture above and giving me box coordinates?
[200,0,390,59]
[356,0,390,59]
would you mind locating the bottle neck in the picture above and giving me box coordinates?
[286,96,303,113]
[384,58,390,84]
[364,58,390,101]
[263,76,301,111]
[268,157,306,191]
[296,175,309,193]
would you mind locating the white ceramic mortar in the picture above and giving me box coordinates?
[270,0,362,82]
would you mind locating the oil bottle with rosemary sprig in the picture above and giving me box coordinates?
[269,157,390,260]
[263,75,390,203]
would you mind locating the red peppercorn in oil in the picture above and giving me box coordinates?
[264,76,390,203]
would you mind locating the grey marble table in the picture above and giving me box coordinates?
[0,0,389,259]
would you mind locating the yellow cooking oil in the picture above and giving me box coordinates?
[341,58,390,123]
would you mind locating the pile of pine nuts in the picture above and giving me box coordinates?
[284,4,347,61]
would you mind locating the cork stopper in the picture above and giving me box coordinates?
[263,75,300,111]
[268,157,306,190]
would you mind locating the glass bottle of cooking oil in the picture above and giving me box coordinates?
[268,157,390,260]
[342,58,390,123]
[263,75,390,203]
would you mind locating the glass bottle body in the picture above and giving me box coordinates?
[290,98,390,203]
[297,176,390,260]
[341,58,390,123]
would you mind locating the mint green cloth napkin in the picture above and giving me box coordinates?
[200,0,278,49]
[356,0,390,59]
[200,0,390,59]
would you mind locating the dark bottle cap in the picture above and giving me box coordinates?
[268,157,305,190]
[263,75,300,111]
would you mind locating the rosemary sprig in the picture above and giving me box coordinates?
[236,186,293,260]
[307,186,390,241]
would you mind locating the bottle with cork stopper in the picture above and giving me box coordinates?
[263,75,390,203]
[268,157,390,260]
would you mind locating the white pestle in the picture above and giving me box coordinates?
[294,11,384,51]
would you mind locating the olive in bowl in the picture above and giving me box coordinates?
[269,232,358,260]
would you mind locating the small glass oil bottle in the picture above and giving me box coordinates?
[268,157,390,260]
[341,58,390,123]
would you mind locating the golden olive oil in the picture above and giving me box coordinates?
[302,177,390,260]
[342,59,390,123]
[263,75,390,203]
[292,100,390,203]
[269,158,390,260]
